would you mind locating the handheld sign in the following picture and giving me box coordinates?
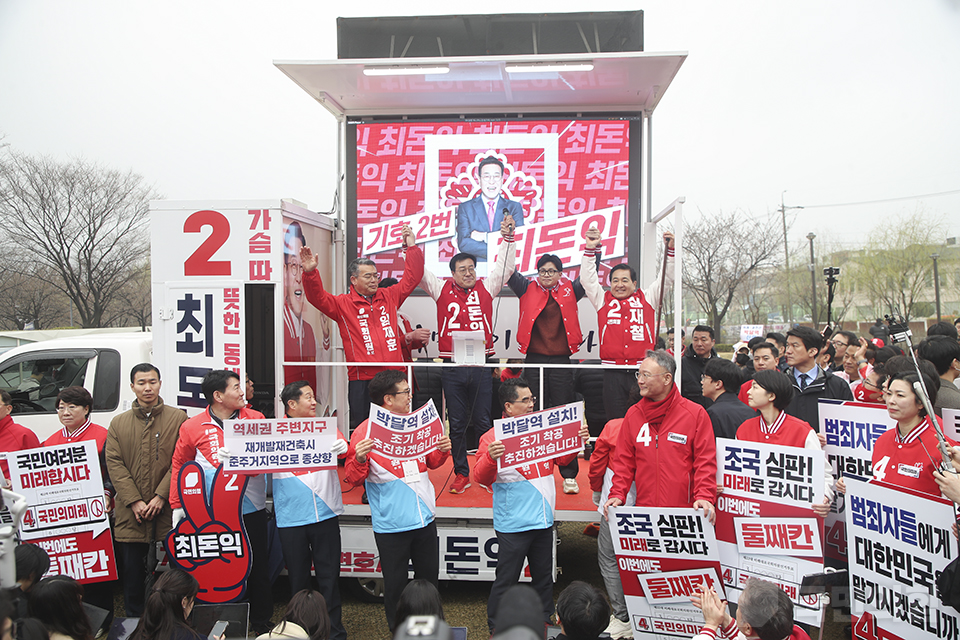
[367,399,444,460]
[494,401,583,471]
[223,417,337,474]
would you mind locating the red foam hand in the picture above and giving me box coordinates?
[164,461,251,603]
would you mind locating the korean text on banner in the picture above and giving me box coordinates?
[11,441,117,583]
[362,207,457,255]
[714,438,825,625]
[609,506,722,639]
[222,417,338,475]
[367,399,444,460]
[819,400,894,563]
[844,478,959,640]
[494,401,583,471]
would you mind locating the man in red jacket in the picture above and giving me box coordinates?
[299,223,423,430]
[603,349,717,523]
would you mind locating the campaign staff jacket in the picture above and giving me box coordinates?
[509,273,584,356]
[474,428,577,533]
[870,417,957,497]
[420,238,515,358]
[737,411,834,501]
[343,418,450,534]
[587,418,637,516]
[169,406,267,515]
[303,245,424,381]
[609,385,717,507]
[0,415,39,481]
[581,247,675,365]
[273,429,347,528]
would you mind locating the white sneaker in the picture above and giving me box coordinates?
[604,615,632,639]
[562,478,580,494]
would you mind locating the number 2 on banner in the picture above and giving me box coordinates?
[636,424,651,447]
[872,456,890,483]
[184,210,231,276]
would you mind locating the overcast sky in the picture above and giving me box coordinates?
[2,0,958,255]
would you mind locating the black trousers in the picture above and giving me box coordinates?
[487,527,555,633]
[373,520,439,632]
[243,509,273,628]
[348,379,371,433]
[525,353,578,479]
[277,517,345,640]
[602,369,637,421]
[117,541,151,617]
[442,364,493,477]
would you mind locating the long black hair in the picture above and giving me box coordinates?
[28,576,93,640]
[129,570,201,640]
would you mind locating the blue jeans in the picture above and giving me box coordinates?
[442,365,493,477]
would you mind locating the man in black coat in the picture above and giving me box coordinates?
[702,358,758,440]
[783,326,854,434]
[681,325,718,408]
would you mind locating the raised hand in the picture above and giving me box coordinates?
[299,246,319,273]
[164,462,251,603]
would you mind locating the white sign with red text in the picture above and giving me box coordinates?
[222,417,338,474]
[367,399,444,461]
[12,441,117,584]
[494,402,583,471]
[362,206,456,255]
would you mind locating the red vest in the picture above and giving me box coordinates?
[517,278,582,355]
[736,413,812,448]
[598,290,656,365]
[436,281,494,358]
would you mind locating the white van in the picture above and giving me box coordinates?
[0,332,153,442]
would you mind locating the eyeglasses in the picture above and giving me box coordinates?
[863,379,882,391]
[480,174,502,182]
[455,266,476,275]
[355,272,380,282]
[831,340,848,348]
[57,404,83,413]
[389,388,412,397]
[636,371,668,380]
[511,395,536,405]
[538,269,559,277]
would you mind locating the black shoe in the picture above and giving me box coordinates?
[362,491,368,504]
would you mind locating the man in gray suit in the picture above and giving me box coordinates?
[456,157,524,261]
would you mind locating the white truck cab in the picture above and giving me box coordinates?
[0,332,153,442]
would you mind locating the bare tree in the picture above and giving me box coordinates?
[114,261,152,331]
[0,263,70,330]
[849,211,945,323]
[0,152,158,327]
[682,209,782,337]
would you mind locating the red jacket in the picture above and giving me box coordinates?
[609,386,717,507]
[0,415,40,481]
[515,277,582,355]
[736,413,813,448]
[303,246,424,380]
[588,418,623,493]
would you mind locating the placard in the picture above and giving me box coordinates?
[12,441,117,584]
[715,438,826,625]
[494,401,583,471]
[609,506,722,639]
[845,478,958,640]
[222,417,338,474]
[367,399,444,460]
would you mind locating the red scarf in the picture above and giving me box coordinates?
[635,384,681,430]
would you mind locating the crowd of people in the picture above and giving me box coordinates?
[4,204,960,640]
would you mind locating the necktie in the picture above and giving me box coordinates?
[487,200,496,230]
[799,374,809,390]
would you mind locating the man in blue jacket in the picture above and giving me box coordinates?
[456,156,524,261]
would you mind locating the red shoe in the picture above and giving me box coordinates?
[450,474,471,493]
[582,522,600,537]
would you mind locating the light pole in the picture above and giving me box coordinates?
[932,253,941,322]
[780,192,804,324]
[807,233,817,330]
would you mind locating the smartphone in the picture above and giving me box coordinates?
[209,620,229,639]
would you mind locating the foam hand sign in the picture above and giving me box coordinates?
[164,461,251,603]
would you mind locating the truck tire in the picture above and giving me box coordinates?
[345,576,385,603]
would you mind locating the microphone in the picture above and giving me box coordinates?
[502,207,514,232]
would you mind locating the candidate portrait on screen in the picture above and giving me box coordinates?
[455,156,524,261]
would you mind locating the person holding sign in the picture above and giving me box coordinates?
[273,381,349,640]
[419,215,516,494]
[343,370,452,632]
[737,370,833,516]
[690,579,811,640]
[169,370,273,635]
[838,370,956,498]
[474,377,590,633]
[300,223,423,431]
[581,226,674,421]
[603,350,717,523]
